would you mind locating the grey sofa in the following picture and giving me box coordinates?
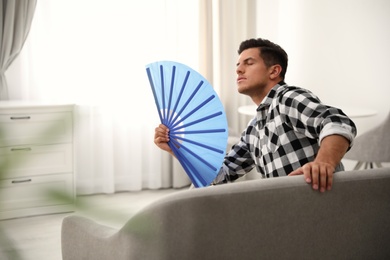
[61,168,390,260]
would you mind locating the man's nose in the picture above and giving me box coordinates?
[236,65,243,74]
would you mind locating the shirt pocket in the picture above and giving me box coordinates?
[262,120,281,153]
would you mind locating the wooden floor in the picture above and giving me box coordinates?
[0,188,186,260]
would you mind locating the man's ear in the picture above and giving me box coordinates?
[269,65,282,80]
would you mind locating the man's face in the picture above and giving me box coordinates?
[236,48,271,96]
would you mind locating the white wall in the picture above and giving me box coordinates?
[257,0,390,169]
[257,0,390,133]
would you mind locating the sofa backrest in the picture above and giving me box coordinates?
[118,168,390,260]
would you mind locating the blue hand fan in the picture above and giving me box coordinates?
[146,60,228,188]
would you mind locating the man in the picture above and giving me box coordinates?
[154,38,357,192]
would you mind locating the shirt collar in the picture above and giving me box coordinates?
[256,81,286,111]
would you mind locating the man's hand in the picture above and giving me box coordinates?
[289,162,335,192]
[288,134,350,193]
[154,124,175,156]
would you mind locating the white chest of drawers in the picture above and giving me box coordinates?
[0,101,75,220]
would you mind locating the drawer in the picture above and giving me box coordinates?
[0,173,74,219]
[0,144,73,179]
[0,112,72,147]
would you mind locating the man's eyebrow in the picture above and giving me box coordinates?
[236,57,255,66]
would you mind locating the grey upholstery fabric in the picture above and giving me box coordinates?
[344,112,390,163]
[62,168,390,260]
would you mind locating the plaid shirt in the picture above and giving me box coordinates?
[214,82,357,184]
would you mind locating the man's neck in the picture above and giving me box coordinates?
[252,80,284,106]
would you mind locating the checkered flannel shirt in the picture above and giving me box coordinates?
[214,82,357,184]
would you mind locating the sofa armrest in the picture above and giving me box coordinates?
[62,169,390,260]
[61,215,118,260]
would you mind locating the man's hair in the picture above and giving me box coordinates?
[238,38,288,80]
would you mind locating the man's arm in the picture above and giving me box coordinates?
[289,134,350,192]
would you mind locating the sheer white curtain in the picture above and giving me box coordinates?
[6,0,197,194]
[0,0,37,99]
[199,0,257,136]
